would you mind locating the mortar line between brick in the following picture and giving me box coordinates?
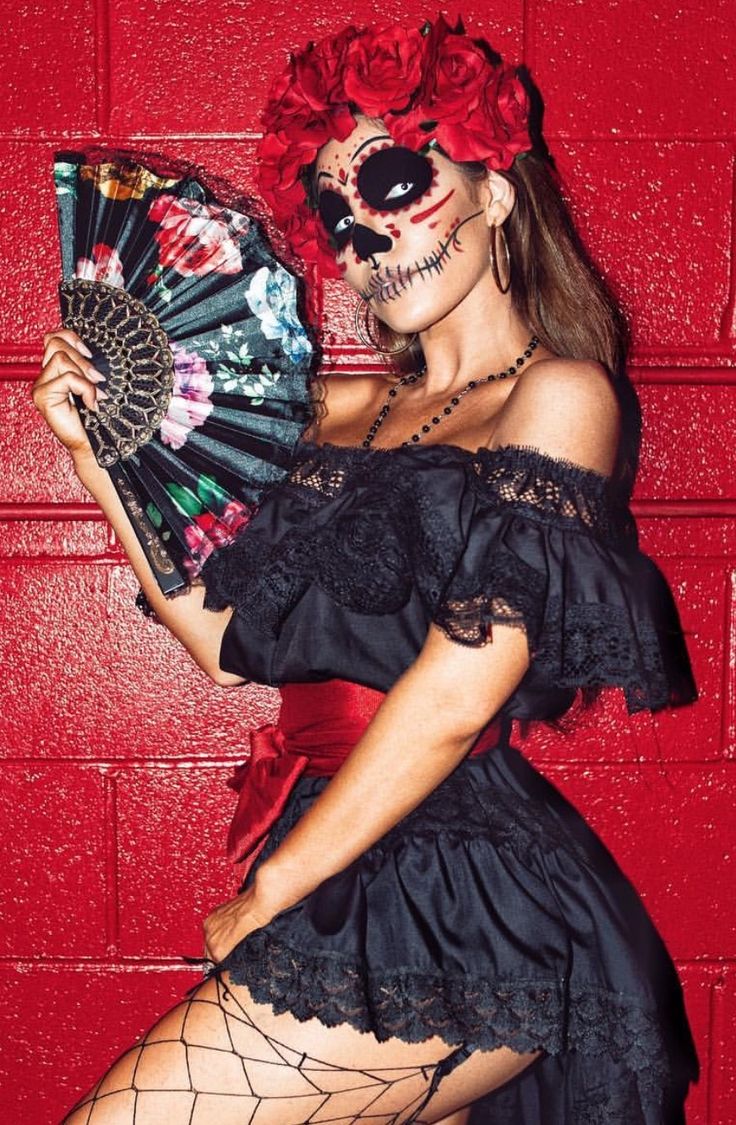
[101,768,120,956]
[2,756,732,769]
[707,968,729,1123]
[4,131,735,144]
[722,568,736,756]
[1,953,726,969]
[93,0,111,133]
[522,0,535,72]
[720,149,736,342]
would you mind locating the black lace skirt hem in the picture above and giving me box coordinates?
[209,741,698,1124]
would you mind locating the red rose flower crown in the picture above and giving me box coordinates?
[257,15,533,277]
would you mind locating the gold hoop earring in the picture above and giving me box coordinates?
[489,223,511,294]
[353,297,417,355]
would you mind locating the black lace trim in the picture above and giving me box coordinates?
[289,440,634,542]
[431,548,548,648]
[198,439,694,714]
[220,930,675,1108]
[470,445,636,544]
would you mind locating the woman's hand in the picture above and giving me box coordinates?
[202,884,276,962]
[31,325,108,462]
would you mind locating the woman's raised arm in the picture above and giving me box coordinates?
[32,326,247,687]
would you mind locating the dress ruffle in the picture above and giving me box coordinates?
[217,738,698,1124]
[428,445,695,714]
[198,440,696,719]
[195,438,699,1121]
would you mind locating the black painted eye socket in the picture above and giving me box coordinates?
[356,147,433,211]
[317,190,355,249]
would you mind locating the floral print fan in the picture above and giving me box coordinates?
[53,149,316,607]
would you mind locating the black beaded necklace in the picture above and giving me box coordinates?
[361,335,540,448]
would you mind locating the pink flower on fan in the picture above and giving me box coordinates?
[75,242,125,287]
[182,523,214,575]
[208,499,253,546]
[182,500,253,577]
[160,343,215,450]
[148,195,249,277]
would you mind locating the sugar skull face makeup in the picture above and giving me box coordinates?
[318,145,436,249]
[315,118,497,336]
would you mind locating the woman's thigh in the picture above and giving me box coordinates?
[61,969,540,1124]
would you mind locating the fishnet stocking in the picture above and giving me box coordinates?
[61,968,475,1125]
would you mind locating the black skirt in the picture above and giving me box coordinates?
[216,728,699,1124]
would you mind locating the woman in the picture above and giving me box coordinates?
[35,16,699,1124]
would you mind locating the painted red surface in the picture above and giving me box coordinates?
[1,2,734,1121]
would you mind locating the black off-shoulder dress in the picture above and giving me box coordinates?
[197,438,699,1124]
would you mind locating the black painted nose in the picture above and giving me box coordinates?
[352,224,393,263]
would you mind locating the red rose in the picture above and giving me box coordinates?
[431,68,531,169]
[491,67,532,152]
[285,210,342,279]
[257,131,315,194]
[423,28,490,124]
[384,107,432,154]
[261,62,314,133]
[296,26,356,108]
[342,24,425,117]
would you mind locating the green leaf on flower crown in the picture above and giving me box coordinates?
[196,473,229,510]
[420,19,432,35]
[145,501,163,529]
[164,482,203,517]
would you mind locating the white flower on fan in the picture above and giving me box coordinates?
[160,343,215,450]
[244,266,312,364]
[75,242,125,287]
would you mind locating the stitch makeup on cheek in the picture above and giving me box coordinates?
[358,209,484,305]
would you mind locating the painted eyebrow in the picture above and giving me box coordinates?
[351,134,391,161]
[315,134,392,183]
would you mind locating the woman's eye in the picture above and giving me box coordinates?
[385,182,414,202]
[317,190,355,250]
[357,147,433,211]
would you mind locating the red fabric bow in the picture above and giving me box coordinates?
[223,679,504,878]
[225,723,309,876]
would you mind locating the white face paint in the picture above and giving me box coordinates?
[315,117,497,336]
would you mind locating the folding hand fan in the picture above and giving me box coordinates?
[52,147,317,613]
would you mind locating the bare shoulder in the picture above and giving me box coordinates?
[492,357,621,476]
[307,371,389,440]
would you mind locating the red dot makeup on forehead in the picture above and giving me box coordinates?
[410,188,455,225]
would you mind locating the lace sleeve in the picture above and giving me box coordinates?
[427,446,697,716]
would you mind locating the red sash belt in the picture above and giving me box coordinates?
[226,678,503,876]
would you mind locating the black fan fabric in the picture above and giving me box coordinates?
[53,149,317,600]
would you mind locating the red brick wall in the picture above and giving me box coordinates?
[1,2,734,1121]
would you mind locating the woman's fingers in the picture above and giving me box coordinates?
[40,327,104,384]
[31,327,109,456]
[42,324,93,360]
